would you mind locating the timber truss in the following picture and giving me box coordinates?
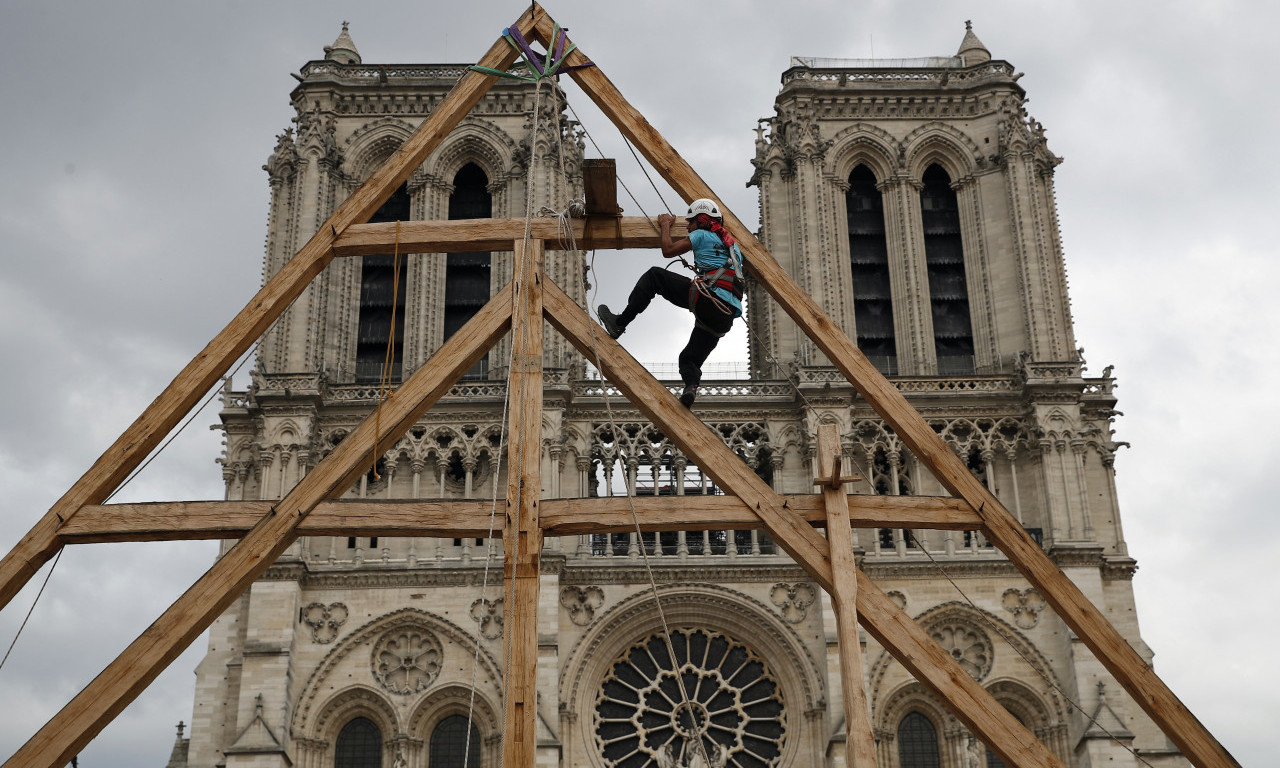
[0,6,1238,768]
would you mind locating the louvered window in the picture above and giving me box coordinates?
[920,165,974,374]
[847,165,897,375]
[355,185,411,383]
[446,163,492,379]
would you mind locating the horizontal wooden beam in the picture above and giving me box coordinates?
[332,216,683,256]
[62,494,980,542]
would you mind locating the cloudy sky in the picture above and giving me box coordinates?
[1,1,1275,766]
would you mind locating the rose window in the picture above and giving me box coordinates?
[595,628,785,768]
[372,628,443,694]
[930,622,992,681]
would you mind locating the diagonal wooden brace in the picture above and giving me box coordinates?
[2,284,514,768]
[542,278,1063,768]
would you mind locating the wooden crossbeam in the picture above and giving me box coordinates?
[542,278,1064,768]
[332,216,682,256]
[2,283,515,768]
[0,5,539,616]
[817,425,878,767]
[60,495,980,542]
[542,16,1238,767]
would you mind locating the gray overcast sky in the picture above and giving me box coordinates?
[1,1,1275,766]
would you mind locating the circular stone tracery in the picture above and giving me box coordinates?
[371,628,443,694]
[595,628,785,768]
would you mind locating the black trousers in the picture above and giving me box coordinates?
[615,266,734,388]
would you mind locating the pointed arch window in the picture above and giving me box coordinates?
[446,163,493,379]
[920,165,974,374]
[897,711,940,768]
[847,165,897,375]
[356,184,411,383]
[334,716,382,768]
[429,714,482,768]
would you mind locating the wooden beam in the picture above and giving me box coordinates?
[0,5,539,615]
[543,20,1238,768]
[332,216,682,256]
[541,277,1063,767]
[542,279,835,592]
[61,493,981,542]
[817,425,878,767]
[502,239,544,768]
[2,284,515,768]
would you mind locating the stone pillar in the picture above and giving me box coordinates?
[879,175,935,375]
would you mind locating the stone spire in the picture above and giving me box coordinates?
[324,21,361,65]
[956,20,991,65]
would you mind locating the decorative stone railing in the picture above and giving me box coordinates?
[781,60,1014,87]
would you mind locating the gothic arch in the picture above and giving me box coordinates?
[292,608,502,736]
[826,123,900,181]
[406,683,501,740]
[874,681,952,744]
[344,117,418,182]
[303,684,399,744]
[914,601,1066,718]
[902,122,982,181]
[426,118,521,191]
[561,584,823,724]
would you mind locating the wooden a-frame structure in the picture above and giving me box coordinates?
[0,6,1240,768]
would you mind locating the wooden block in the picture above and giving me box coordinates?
[582,158,619,215]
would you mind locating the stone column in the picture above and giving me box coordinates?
[879,175,935,375]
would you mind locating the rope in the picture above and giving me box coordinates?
[3,341,257,673]
[0,549,62,674]
[371,220,403,480]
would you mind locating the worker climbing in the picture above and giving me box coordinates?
[597,198,746,408]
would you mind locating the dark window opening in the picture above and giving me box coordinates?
[920,165,974,374]
[897,711,940,768]
[447,163,493,380]
[847,165,897,375]
[335,716,382,768]
[429,714,481,768]
[356,184,411,383]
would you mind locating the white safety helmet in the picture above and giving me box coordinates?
[685,198,723,220]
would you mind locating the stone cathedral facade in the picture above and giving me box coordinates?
[171,23,1187,768]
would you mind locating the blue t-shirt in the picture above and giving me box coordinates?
[688,229,745,317]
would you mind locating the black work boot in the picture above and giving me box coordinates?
[597,304,625,339]
[680,385,697,408]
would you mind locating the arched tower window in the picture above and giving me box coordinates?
[920,164,974,374]
[429,714,482,768]
[847,165,896,375]
[356,184,412,383]
[897,711,940,768]
[446,163,493,379]
[334,716,382,768]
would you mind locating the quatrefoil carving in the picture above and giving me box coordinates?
[1002,588,1047,629]
[470,597,504,640]
[770,582,817,624]
[560,585,605,626]
[300,602,348,644]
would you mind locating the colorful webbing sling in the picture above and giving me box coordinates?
[470,24,594,82]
